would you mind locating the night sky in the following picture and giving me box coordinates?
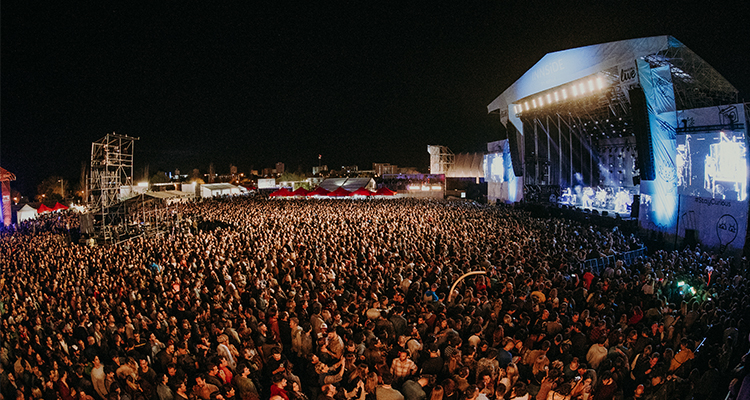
[2,2,749,194]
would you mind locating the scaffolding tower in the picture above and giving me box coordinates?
[87,133,139,242]
[428,145,454,175]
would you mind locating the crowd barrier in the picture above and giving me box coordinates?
[583,246,647,274]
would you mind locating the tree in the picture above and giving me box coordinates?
[36,176,65,202]
[278,171,304,182]
[278,171,309,190]
[150,171,171,184]
[190,169,204,184]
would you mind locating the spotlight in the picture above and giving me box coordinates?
[532,99,537,108]
[563,89,569,99]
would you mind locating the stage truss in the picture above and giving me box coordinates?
[643,44,738,111]
[518,66,635,189]
[87,133,139,242]
[428,145,455,175]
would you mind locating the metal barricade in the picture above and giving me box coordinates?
[585,247,647,275]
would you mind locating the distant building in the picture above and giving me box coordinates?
[373,163,398,176]
[312,165,328,175]
[276,162,285,175]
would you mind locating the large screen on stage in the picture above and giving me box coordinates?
[676,130,747,201]
[483,144,515,183]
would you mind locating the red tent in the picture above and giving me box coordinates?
[327,187,351,197]
[351,187,374,196]
[52,202,69,211]
[306,186,330,196]
[374,187,397,196]
[37,204,53,213]
[269,188,293,197]
[291,187,310,197]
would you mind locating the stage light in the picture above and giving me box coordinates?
[572,86,579,97]
[538,97,544,106]
[562,89,568,99]
[579,83,586,94]
[554,92,560,102]
[547,94,552,104]
[596,77,604,90]
[588,80,595,92]
[525,102,529,111]
[532,99,537,108]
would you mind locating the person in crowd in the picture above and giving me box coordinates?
[0,197,748,400]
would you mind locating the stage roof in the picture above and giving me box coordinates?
[145,190,193,200]
[319,177,375,192]
[488,36,738,132]
[201,183,239,191]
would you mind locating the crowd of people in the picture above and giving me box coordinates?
[1,196,749,400]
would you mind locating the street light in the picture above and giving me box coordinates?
[58,179,64,199]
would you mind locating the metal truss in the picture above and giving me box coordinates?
[427,145,455,175]
[88,133,139,242]
[643,43,738,110]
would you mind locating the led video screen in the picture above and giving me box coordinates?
[676,131,747,201]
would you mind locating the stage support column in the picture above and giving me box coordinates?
[506,122,524,177]
[637,59,678,234]
[1,180,10,227]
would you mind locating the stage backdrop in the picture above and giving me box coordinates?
[674,103,748,257]
[678,195,746,257]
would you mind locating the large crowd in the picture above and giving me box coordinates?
[1,197,749,400]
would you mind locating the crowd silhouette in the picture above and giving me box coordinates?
[1,197,748,400]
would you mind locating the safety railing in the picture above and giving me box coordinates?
[583,246,647,274]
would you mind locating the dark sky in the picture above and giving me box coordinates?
[3,1,749,194]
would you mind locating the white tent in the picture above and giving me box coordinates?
[199,183,241,198]
[16,204,37,222]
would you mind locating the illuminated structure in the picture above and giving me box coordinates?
[0,167,16,227]
[428,145,454,175]
[488,36,748,255]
